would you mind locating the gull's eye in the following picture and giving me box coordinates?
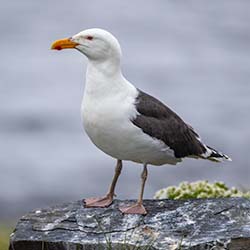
[86,36,93,40]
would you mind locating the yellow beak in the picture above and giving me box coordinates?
[51,38,79,50]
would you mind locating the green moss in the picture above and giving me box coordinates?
[154,180,250,200]
[0,225,13,250]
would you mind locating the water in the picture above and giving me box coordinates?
[0,0,250,220]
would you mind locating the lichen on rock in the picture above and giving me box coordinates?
[154,180,250,200]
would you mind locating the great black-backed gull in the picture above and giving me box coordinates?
[51,28,231,215]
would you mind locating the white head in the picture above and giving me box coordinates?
[51,28,122,63]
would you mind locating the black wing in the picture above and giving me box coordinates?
[132,90,206,158]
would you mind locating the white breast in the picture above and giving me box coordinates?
[81,80,138,158]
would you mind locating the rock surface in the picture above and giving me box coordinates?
[9,198,250,250]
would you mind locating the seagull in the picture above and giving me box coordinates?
[51,28,231,215]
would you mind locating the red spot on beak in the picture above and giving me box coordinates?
[54,45,62,50]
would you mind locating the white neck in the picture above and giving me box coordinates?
[84,58,130,98]
[88,57,122,78]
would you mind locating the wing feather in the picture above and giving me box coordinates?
[132,90,206,158]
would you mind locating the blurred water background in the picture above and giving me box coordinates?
[0,0,249,221]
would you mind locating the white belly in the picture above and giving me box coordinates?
[81,92,179,166]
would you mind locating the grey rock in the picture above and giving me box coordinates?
[9,198,250,250]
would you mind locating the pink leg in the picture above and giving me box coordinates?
[84,160,122,208]
[119,164,148,215]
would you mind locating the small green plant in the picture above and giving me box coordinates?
[0,225,13,250]
[154,180,250,200]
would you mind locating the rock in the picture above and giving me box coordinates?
[9,198,250,250]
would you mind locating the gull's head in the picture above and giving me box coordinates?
[51,28,122,62]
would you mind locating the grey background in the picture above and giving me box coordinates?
[0,0,249,221]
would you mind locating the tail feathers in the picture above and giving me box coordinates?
[204,146,232,162]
